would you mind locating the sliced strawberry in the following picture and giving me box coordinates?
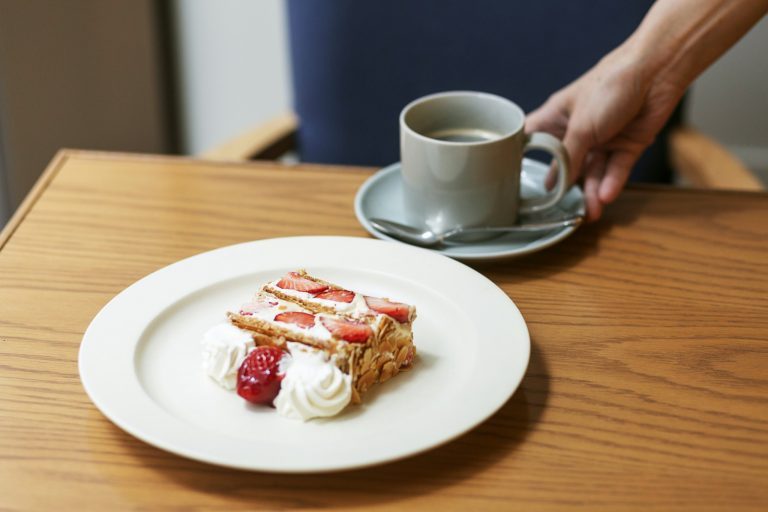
[275,272,329,294]
[320,317,372,343]
[364,296,411,323]
[314,289,355,303]
[274,311,316,329]
[237,346,286,405]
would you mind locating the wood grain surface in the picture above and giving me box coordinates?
[1,150,766,511]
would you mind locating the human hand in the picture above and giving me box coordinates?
[526,43,686,221]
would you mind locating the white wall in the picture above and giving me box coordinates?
[688,16,768,181]
[171,0,292,155]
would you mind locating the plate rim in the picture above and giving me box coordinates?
[78,236,530,472]
[354,160,585,261]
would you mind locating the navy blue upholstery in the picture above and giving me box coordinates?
[287,0,679,183]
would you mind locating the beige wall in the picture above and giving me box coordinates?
[0,0,171,219]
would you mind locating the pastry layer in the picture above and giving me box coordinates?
[227,270,416,402]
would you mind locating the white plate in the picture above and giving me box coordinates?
[79,236,530,472]
[355,159,585,261]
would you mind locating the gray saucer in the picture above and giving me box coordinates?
[354,159,585,261]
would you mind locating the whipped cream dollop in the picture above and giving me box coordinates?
[201,322,255,389]
[274,342,352,421]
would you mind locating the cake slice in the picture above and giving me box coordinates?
[228,270,416,403]
[202,270,416,421]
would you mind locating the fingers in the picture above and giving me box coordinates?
[525,86,574,139]
[528,87,632,222]
[541,119,591,190]
[562,123,591,187]
[582,152,606,222]
[526,105,566,138]
[578,149,636,221]
[526,92,571,138]
[599,150,638,203]
[527,91,579,190]
[531,89,595,188]
[544,162,559,191]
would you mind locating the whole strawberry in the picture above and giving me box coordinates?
[236,346,286,405]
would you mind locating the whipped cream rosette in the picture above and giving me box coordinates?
[274,342,352,421]
[200,270,416,421]
[201,323,255,390]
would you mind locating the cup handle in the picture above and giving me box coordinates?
[519,132,570,214]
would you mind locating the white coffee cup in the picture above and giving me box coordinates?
[400,91,570,234]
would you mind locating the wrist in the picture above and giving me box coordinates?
[623,0,768,93]
[621,26,689,95]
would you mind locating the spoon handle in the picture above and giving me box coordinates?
[442,215,583,240]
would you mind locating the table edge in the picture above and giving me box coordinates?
[52,148,377,174]
[0,149,71,251]
[2,148,765,252]
[0,149,378,251]
[61,151,768,198]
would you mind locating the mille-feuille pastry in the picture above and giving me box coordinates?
[201,270,416,421]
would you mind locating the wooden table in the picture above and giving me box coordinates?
[1,150,767,511]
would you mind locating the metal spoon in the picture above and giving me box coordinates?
[369,215,583,247]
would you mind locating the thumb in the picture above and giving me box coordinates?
[526,103,567,138]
